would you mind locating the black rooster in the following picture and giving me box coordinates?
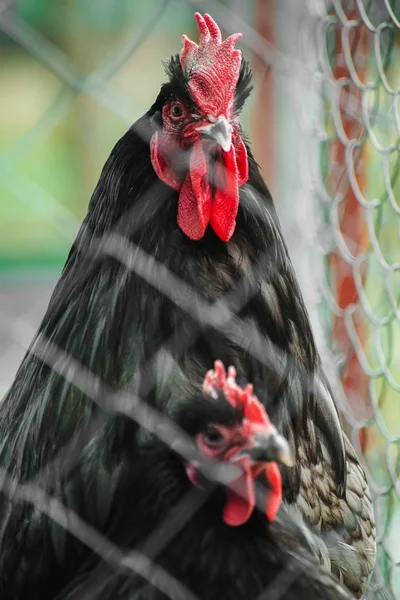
[52,362,353,600]
[0,12,374,598]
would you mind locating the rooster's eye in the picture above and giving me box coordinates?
[170,102,184,119]
[203,427,225,447]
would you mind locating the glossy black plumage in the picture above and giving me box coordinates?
[0,54,374,598]
[50,396,353,600]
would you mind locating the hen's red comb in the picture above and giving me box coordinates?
[203,360,271,427]
[180,13,242,118]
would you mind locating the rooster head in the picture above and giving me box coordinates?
[180,361,293,527]
[150,13,252,242]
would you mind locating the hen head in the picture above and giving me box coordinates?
[150,13,252,242]
[177,361,293,527]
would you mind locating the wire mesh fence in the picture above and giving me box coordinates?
[273,2,400,598]
[0,0,399,599]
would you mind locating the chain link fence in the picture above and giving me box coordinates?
[273,2,400,598]
[0,0,399,598]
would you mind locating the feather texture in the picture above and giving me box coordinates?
[51,438,354,600]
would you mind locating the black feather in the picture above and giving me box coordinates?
[234,59,253,113]
[51,431,353,600]
[173,392,242,436]
[160,54,193,106]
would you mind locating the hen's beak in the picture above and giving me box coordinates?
[241,429,294,468]
[197,116,232,152]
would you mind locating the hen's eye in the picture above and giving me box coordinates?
[170,102,184,118]
[203,427,225,447]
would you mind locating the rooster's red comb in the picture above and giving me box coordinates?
[180,13,242,118]
[203,360,271,428]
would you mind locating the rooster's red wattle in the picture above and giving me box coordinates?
[150,13,248,241]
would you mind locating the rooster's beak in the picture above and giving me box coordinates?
[241,429,294,468]
[197,116,232,152]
